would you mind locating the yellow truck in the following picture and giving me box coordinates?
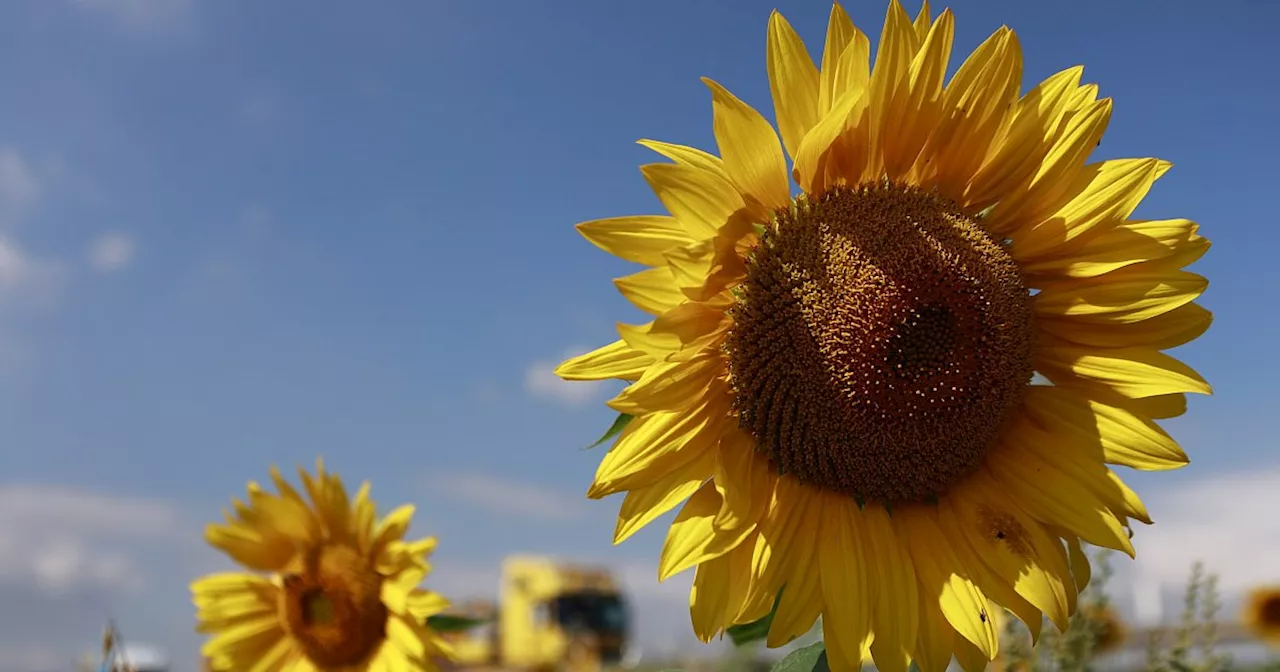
[439,555,630,672]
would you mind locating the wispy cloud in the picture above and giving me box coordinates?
[1131,466,1280,592]
[88,232,136,273]
[524,346,605,407]
[0,148,41,222]
[430,472,588,522]
[0,484,197,672]
[0,237,67,306]
[69,0,195,35]
[0,483,180,593]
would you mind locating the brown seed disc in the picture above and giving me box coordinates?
[725,182,1035,504]
[279,543,388,668]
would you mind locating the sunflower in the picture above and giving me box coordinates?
[556,2,1210,671]
[192,460,453,672]
[1243,586,1280,646]
[1087,606,1126,654]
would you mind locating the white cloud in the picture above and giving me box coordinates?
[1131,467,1280,593]
[0,237,67,305]
[0,148,41,216]
[0,484,198,672]
[431,472,587,522]
[525,346,606,407]
[88,232,136,272]
[0,484,179,593]
[70,0,194,34]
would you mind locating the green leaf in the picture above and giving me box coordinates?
[584,413,632,450]
[727,589,784,647]
[425,614,489,633]
[770,642,829,672]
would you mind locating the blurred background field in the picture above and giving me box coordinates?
[93,551,1279,672]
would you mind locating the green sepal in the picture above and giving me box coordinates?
[727,588,784,647]
[770,642,830,672]
[584,413,632,450]
[425,614,490,633]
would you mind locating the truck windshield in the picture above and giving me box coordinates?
[551,592,627,634]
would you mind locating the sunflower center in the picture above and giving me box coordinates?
[1261,596,1280,627]
[725,182,1035,504]
[279,543,388,668]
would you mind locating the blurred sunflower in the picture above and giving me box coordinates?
[1089,607,1126,654]
[556,2,1210,671]
[192,460,452,672]
[1243,586,1280,646]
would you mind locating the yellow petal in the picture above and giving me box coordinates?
[613,450,713,544]
[766,11,821,161]
[818,3,869,115]
[934,504,1047,644]
[590,393,727,497]
[1014,417,1152,524]
[817,495,873,671]
[865,0,918,181]
[576,215,695,266]
[663,227,752,303]
[913,1,933,41]
[613,266,686,316]
[987,430,1134,556]
[764,492,824,648]
[617,320,681,359]
[703,78,791,212]
[742,476,813,610]
[203,525,294,572]
[881,9,953,181]
[1021,217,1199,280]
[606,351,723,414]
[984,98,1113,233]
[556,340,654,382]
[911,585,953,672]
[1037,344,1211,399]
[690,550,734,642]
[713,428,773,531]
[793,83,869,194]
[965,66,1084,210]
[1023,385,1189,471]
[766,518,823,649]
[944,473,1073,631]
[659,481,754,581]
[952,628,991,672]
[1033,268,1207,324]
[1066,536,1092,593]
[1124,392,1187,419]
[650,301,730,345]
[1012,158,1170,260]
[915,28,1022,198]
[864,505,918,672]
[896,506,998,658]
[725,531,772,624]
[1040,301,1212,353]
[640,162,745,239]
[636,139,731,181]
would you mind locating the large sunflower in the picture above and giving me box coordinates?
[193,461,453,672]
[556,2,1211,671]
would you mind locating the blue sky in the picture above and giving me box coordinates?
[0,1,1277,670]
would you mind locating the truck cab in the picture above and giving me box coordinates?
[442,555,631,672]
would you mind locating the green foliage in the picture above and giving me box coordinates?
[768,642,829,672]
[1144,561,1232,672]
[728,590,784,647]
[424,614,489,633]
[585,413,631,450]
